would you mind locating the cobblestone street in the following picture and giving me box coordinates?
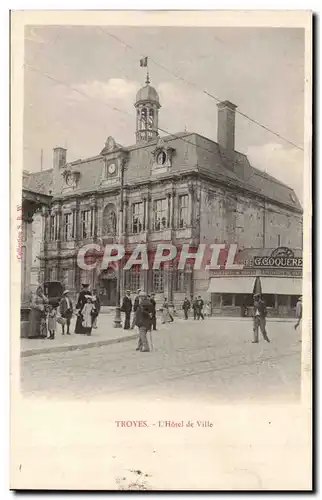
[21,316,302,402]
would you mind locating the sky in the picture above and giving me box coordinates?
[23,26,305,202]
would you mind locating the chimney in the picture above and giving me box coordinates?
[53,147,67,169]
[217,100,237,154]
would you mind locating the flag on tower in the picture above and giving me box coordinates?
[140,56,148,67]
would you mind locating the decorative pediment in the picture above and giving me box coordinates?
[61,168,80,189]
[100,136,126,156]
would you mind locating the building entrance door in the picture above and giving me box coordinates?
[100,278,117,306]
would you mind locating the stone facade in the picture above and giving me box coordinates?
[24,81,303,313]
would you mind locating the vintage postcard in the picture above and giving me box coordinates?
[10,10,312,490]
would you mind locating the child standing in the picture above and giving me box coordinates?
[81,296,95,336]
[46,305,57,340]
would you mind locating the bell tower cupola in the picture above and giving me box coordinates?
[135,72,161,144]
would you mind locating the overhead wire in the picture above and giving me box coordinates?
[99,27,304,152]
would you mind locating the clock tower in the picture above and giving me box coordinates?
[134,75,161,144]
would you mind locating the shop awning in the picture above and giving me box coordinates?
[207,277,256,294]
[260,277,302,295]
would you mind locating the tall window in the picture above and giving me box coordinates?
[179,194,189,228]
[173,270,188,292]
[62,213,73,241]
[61,268,69,287]
[153,199,168,231]
[152,268,164,293]
[49,215,56,241]
[49,267,57,281]
[124,268,141,291]
[132,202,144,234]
[81,210,92,239]
[277,234,281,246]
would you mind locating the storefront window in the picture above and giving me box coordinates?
[262,294,275,308]
[235,294,253,307]
[211,294,221,308]
[291,295,300,309]
[277,295,288,306]
[222,294,234,306]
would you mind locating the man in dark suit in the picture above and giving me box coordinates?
[150,293,157,331]
[252,294,270,343]
[197,296,204,320]
[59,290,73,335]
[121,290,132,330]
[182,297,191,320]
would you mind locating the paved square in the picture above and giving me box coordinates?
[21,317,302,402]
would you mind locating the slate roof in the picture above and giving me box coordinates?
[22,169,53,195]
[23,132,302,212]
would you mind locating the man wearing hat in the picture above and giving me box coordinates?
[131,288,141,330]
[294,296,302,330]
[252,293,270,343]
[75,284,92,334]
[59,290,74,335]
[121,290,132,330]
[135,291,153,352]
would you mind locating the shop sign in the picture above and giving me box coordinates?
[253,247,302,268]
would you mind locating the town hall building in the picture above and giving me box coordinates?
[22,75,303,317]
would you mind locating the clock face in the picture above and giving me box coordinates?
[108,163,116,174]
[157,151,166,165]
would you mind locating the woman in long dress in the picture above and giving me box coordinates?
[29,286,49,338]
[75,284,92,334]
[81,297,95,336]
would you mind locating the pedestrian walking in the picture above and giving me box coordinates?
[91,289,101,329]
[192,297,199,320]
[75,284,91,334]
[294,296,302,330]
[197,296,205,320]
[252,294,270,343]
[150,293,157,330]
[135,291,153,352]
[161,297,174,324]
[182,297,191,320]
[81,296,95,336]
[46,304,57,340]
[59,290,73,335]
[121,290,132,330]
[131,288,141,329]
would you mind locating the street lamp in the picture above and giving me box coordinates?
[113,157,126,328]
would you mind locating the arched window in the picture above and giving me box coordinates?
[148,108,154,129]
[102,204,117,236]
[140,108,147,130]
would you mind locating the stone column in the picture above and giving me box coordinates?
[188,183,194,227]
[167,193,171,228]
[143,197,147,231]
[41,206,50,282]
[74,200,81,292]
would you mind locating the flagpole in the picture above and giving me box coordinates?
[146,57,150,84]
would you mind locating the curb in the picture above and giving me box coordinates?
[21,333,138,358]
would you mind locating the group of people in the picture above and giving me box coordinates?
[28,284,101,339]
[121,289,158,332]
[182,296,211,320]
